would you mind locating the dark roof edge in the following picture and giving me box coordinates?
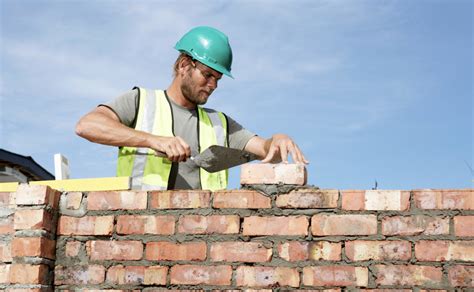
[0,148,55,181]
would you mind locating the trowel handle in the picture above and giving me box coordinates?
[135,150,167,157]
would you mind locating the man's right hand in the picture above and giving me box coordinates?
[150,136,191,163]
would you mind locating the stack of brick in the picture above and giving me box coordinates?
[0,184,60,291]
[0,164,473,291]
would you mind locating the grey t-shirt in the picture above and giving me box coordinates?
[102,88,256,190]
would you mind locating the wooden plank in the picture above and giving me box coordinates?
[0,177,131,192]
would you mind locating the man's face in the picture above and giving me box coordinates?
[181,60,222,106]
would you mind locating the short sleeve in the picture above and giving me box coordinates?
[226,114,256,150]
[100,89,139,127]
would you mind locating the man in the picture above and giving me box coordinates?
[76,26,308,191]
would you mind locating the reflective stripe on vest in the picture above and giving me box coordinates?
[117,87,228,191]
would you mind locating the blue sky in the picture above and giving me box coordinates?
[1,0,472,190]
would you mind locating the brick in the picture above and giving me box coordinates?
[170,265,232,285]
[210,242,272,262]
[116,215,175,235]
[55,265,105,285]
[10,264,48,284]
[342,190,410,211]
[6,289,53,292]
[14,209,52,231]
[454,216,474,237]
[0,216,14,234]
[311,214,377,236]
[0,264,10,283]
[65,241,81,257]
[213,190,271,209]
[106,265,168,285]
[448,265,473,287]
[278,241,341,261]
[382,215,449,236]
[15,184,60,208]
[87,240,143,261]
[240,163,307,185]
[178,215,239,234]
[144,266,168,285]
[276,189,338,208]
[146,241,206,261]
[413,189,473,210]
[87,191,147,210]
[235,266,299,287]
[65,192,83,209]
[345,240,411,261]
[243,216,308,236]
[11,237,55,259]
[303,266,368,286]
[150,190,210,209]
[0,192,12,206]
[58,215,114,235]
[0,241,12,262]
[374,265,443,286]
[415,240,474,261]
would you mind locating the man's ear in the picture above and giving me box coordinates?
[178,57,192,76]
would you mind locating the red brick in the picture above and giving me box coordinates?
[9,264,48,284]
[448,265,473,287]
[415,240,474,261]
[6,289,53,292]
[150,190,210,209]
[87,191,147,210]
[311,214,377,236]
[170,265,232,285]
[342,190,410,211]
[210,242,272,262]
[0,264,10,283]
[87,240,143,261]
[178,215,239,234]
[144,266,168,285]
[374,265,443,286]
[213,190,271,209]
[0,192,12,206]
[240,163,307,185]
[65,241,81,257]
[235,266,299,287]
[345,240,411,261]
[65,192,83,210]
[413,189,473,210]
[382,215,449,236]
[11,237,55,259]
[106,265,168,285]
[454,216,474,237]
[116,215,175,235]
[146,241,206,261]
[0,216,14,234]
[276,189,338,208]
[14,209,52,231]
[243,216,308,236]
[55,265,105,285]
[278,241,341,261]
[58,215,114,235]
[15,184,60,208]
[0,241,12,262]
[303,266,368,286]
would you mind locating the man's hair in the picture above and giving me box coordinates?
[173,53,192,77]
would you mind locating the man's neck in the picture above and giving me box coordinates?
[166,80,196,110]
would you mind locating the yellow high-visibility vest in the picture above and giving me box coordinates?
[117,87,228,191]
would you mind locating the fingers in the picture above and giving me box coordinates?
[261,144,278,163]
[262,135,309,165]
[155,136,191,163]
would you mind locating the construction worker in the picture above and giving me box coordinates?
[76,26,308,191]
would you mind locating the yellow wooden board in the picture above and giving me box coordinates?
[0,177,130,192]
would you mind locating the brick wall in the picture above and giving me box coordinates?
[0,164,472,291]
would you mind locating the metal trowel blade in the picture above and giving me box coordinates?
[192,145,259,173]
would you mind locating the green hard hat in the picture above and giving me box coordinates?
[175,26,233,78]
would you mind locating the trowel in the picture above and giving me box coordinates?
[137,145,259,173]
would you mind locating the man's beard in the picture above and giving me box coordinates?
[181,70,210,106]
